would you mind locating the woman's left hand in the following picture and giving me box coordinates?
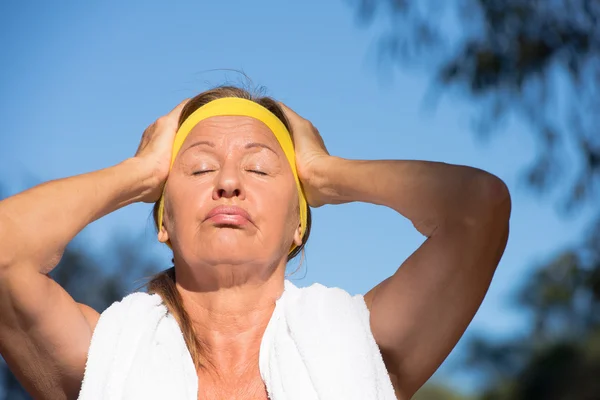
[279,103,335,207]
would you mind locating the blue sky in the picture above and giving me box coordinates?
[0,0,592,391]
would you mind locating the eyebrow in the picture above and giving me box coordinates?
[183,140,215,154]
[245,142,278,156]
[182,140,278,156]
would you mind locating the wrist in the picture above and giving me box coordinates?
[119,157,164,203]
[306,156,350,205]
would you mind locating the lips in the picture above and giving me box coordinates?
[205,205,252,226]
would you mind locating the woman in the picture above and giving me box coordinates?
[0,86,510,400]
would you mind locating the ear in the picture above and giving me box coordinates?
[158,224,170,243]
[292,223,303,247]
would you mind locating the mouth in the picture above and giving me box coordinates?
[205,205,252,227]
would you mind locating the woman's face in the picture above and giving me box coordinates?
[160,115,302,269]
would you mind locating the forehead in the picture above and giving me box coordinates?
[183,115,280,146]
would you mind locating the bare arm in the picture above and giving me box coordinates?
[0,100,187,399]
[312,157,510,399]
[0,159,158,399]
[276,103,511,399]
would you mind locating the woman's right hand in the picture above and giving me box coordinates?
[134,99,190,203]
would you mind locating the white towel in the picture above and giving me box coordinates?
[78,280,396,400]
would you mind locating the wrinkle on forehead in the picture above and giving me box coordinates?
[174,116,293,179]
[185,115,281,148]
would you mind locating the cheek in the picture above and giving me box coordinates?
[253,184,299,234]
[166,179,210,228]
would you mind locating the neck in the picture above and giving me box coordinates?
[175,263,286,377]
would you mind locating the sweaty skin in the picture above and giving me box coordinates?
[280,103,510,399]
[0,99,510,400]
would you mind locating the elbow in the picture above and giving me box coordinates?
[465,171,511,226]
[485,173,511,218]
[480,172,511,213]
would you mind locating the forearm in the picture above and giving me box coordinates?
[315,157,509,235]
[0,157,156,272]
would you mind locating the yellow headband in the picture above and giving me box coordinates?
[157,97,308,251]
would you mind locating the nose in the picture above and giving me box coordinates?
[212,164,245,200]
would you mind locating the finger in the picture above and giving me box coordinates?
[278,102,305,124]
[166,98,191,120]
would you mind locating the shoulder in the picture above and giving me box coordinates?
[85,291,166,341]
[78,292,187,399]
[283,280,369,318]
[285,280,364,300]
[76,292,163,337]
[81,292,167,373]
[77,303,101,332]
[99,291,164,322]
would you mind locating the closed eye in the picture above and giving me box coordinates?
[248,170,268,176]
[193,170,215,175]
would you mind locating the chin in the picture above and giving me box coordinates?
[195,242,263,263]
[182,230,284,265]
[200,245,283,269]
